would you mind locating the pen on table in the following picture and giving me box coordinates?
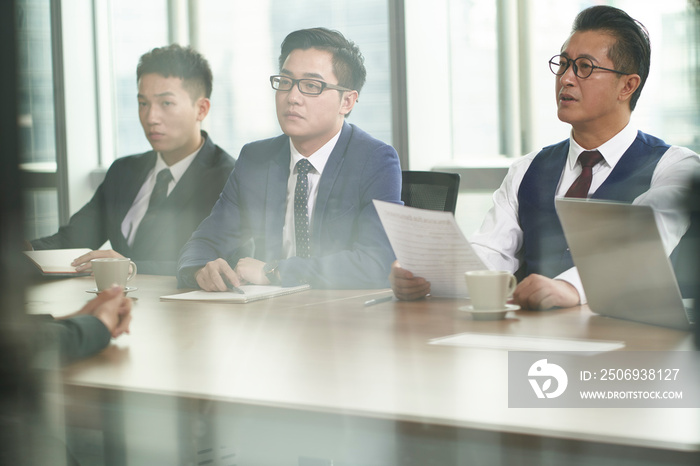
[226,283,245,294]
[363,295,394,307]
[221,274,244,294]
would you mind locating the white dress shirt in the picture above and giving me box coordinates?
[468,122,700,303]
[282,129,342,258]
[120,146,201,247]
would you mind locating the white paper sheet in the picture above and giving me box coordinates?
[374,200,487,297]
[430,333,625,352]
[161,284,310,304]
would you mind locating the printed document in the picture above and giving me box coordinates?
[374,200,487,297]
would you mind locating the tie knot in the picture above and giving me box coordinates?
[296,159,313,176]
[156,168,173,185]
[578,150,603,168]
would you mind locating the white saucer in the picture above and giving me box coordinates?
[86,287,137,294]
[459,304,520,320]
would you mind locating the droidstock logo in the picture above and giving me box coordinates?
[528,359,568,399]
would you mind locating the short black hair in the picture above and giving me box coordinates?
[279,27,367,94]
[571,5,650,111]
[137,44,213,99]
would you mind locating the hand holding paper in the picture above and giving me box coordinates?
[374,200,487,297]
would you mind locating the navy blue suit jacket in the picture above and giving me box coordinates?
[31,132,235,275]
[177,122,402,289]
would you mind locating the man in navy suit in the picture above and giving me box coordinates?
[30,45,235,275]
[390,6,699,308]
[178,28,401,290]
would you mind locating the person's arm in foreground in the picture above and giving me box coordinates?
[38,285,133,365]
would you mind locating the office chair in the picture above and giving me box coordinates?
[401,171,461,214]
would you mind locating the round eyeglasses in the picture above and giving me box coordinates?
[548,55,628,79]
[270,75,353,96]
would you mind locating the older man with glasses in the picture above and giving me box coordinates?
[390,5,700,309]
[177,27,401,291]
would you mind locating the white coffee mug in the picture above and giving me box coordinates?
[91,258,137,291]
[465,270,517,310]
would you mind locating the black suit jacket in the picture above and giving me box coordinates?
[31,132,235,275]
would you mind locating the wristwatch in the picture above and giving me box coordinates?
[263,260,280,285]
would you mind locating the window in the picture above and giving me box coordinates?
[107,0,168,160]
[196,0,393,160]
[18,0,60,239]
[23,0,700,240]
[528,0,700,153]
[405,0,700,236]
[406,0,700,171]
[102,0,392,164]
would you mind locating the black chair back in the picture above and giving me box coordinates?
[401,171,460,214]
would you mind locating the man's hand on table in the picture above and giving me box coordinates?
[195,258,242,291]
[512,274,580,310]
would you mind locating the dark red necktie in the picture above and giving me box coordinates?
[565,150,603,199]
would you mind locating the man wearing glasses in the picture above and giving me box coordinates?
[178,28,401,290]
[391,5,699,308]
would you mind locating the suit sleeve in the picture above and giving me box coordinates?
[177,158,252,288]
[30,172,113,251]
[277,143,402,289]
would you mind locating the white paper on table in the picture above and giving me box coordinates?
[429,333,625,353]
[374,200,487,297]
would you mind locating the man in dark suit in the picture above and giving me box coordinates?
[30,44,235,275]
[178,28,401,290]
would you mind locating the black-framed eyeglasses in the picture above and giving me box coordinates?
[548,55,629,79]
[270,75,353,96]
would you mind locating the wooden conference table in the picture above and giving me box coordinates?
[26,274,700,465]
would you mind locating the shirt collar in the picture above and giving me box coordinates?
[153,138,204,183]
[567,122,638,170]
[289,128,342,175]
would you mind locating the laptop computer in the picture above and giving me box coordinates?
[555,198,695,330]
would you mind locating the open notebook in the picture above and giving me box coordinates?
[23,248,92,276]
[161,284,311,304]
